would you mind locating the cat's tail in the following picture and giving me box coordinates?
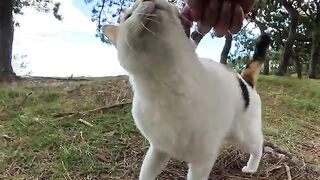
[241,33,271,87]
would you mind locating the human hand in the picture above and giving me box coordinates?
[182,0,255,37]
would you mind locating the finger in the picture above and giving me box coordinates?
[230,4,244,34]
[214,0,233,36]
[182,5,192,22]
[197,0,221,34]
[186,0,205,10]
[197,22,211,35]
[185,0,205,21]
[213,30,225,37]
[181,6,193,37]
[240,0,255,14]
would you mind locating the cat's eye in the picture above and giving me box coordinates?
[124,13,132,20]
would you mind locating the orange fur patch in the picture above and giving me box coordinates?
[241,60,264,87]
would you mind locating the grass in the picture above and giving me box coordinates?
[258,76,320,165]
[0,75,319,179]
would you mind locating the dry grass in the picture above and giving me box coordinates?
[0,75,319,179]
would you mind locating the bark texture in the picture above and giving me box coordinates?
[276,2,298,76]
[0,0,16,82]
[308,29,320,79]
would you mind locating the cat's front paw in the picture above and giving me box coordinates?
[241,166,257,173]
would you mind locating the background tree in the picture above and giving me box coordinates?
[229,26,256,72]
[220,32,232,64]
[229,0,318,78]
[0,1,15,81]
[296,0,320,78]
[84,0,134,43]
[275,0,299,76]
[0,0,62,82]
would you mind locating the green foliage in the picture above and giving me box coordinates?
[229,26,256,71]
[229,0,319,77]
[13,0,62,26]
[84,0,180,43]
[268,49,282,73]
[84,0,134,43]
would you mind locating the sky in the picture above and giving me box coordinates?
[12,0,226,77]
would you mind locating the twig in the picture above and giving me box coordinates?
[98,0,106,29]
[265,149,285,173]
[18,92,32,107]
[2,134,12,140]
[240,21,251,33]
[264,141,293,159]
[24,76,90,81]
[78,119,93,127]
[52,112,75,118]
[52,102,132,118]
[61,160,72,180]
[223,175,253,179]
[283,163,292,180]
[297,6,316,23]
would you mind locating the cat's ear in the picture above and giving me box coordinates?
[103,25,119,46]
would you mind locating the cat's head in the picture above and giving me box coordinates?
[103,0,195,74]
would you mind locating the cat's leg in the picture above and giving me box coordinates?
[187,161,214,180]
[139,145,170,180]
[231,117,263,173]
[186,149,219,180]
[240,138,263,173]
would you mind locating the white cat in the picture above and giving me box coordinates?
[102,0,271,179]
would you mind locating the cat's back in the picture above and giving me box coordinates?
[198,57,241,96]
[199,58,237,79]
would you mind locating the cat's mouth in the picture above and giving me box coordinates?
[124,1,156,21]
[121,0,185,37]
[124,1,162,37]
[124,1,158,20]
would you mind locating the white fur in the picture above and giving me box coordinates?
[104,0,264,179]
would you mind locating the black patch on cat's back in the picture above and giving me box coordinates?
[238,77,250,109]
[242,76,254,88]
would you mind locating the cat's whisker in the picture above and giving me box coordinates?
[126,25,135,50]
[126,35,134,50]
[134,12,157,17]
[141,22,158,37]
[145,17,160,24]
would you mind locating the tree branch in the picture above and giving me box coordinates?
[297,6,316,22]
[283,163,292,180]
[98,0,106,29]
[241,21,251,33]
[52,101,132,119]
[316,0,320,23]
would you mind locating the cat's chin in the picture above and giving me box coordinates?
[131,3,160,38]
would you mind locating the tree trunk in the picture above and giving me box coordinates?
[293,54,302,79]
[276,2,298,76]
[263,59,270,75]
[308,29,320,79]
[0,0,17,82]
[220,32,232,64]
